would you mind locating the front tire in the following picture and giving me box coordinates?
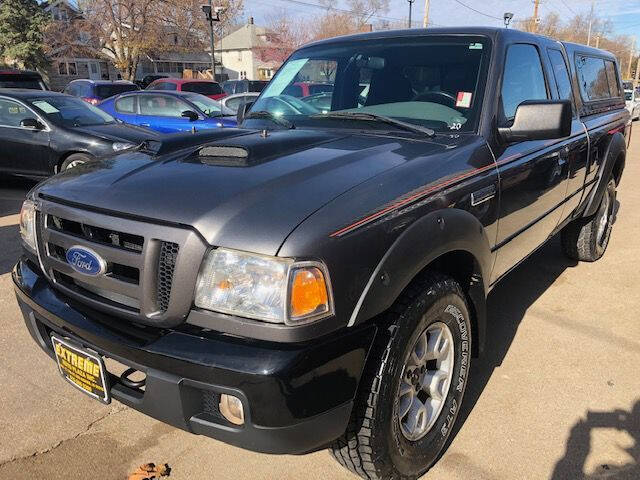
[330,273,471,479]
[561,177,616,262]
[60,153,92,171]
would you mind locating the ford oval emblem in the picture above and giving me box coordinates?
[65,246,107,276]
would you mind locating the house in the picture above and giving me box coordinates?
[42,0,119,90]
[216,18,282,81]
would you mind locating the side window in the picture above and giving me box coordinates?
[548,49,574,109]
[0,99,35,127]
[138,94,188,117]
[605,61,621,98]
[115,96,136,114]
[78,83,92,97]
[225,96,244,111]
[149,81,176,91]
[576,55,610,101]
[64,84,77,96]
[501,44,548,120]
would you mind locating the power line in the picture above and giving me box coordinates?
[449,0,502,20]
[557,0,578,16]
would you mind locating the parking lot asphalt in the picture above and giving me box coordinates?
[0,134,638,480]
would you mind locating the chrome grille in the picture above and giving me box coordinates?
[35,198,207,327]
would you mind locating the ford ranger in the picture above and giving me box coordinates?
[13,27,628,479]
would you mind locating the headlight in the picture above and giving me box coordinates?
[19,199,37,252]
[112,142,135,152]
[194,248,333,325]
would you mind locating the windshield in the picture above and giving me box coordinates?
[182,82,223,95]
[249,36,490,133]
[96,84,138,99]
[28,96,116,127]
[186,94,234,117]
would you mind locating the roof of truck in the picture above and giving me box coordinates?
[303,27,617,60]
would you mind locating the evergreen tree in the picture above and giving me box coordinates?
[0,0,49,70]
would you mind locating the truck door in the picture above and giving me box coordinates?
[491,43,572,282]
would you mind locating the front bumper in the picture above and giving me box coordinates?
[13,258,376,454]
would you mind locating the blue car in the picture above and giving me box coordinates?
[99,90,236,133]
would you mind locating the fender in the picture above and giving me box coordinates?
[349,208,494,355]
[582,132,625,218]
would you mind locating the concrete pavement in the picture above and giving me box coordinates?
[0,133,638,479]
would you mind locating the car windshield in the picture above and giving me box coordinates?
[182,82,223,95]
[96,84,138,99]
[186,94,234,117]
[249,35,490,133]
[28,96,116,127]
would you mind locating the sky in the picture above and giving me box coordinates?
[242,0,640,41]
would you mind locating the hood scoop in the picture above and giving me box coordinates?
[196,145,251,167]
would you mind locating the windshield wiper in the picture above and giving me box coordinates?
[311,112,435,137]
[244,110,295,129]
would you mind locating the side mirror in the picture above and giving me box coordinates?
[237,101,254,125]
[498,100,572,143]
[20,118,44,130]
[181,110,199,121]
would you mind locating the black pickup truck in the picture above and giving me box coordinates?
[14,28,628,479]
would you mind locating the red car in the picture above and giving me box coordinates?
[146,78,227,100]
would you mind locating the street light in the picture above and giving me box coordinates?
[407,0,415,28]
[504,12,514,28]
[201,2,223,82]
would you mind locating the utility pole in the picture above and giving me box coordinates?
[531,0,541,33]
[587,0,595,46]
[627,38,635,80]
[201,1,222,82]
[408,0,415,28]
[423,0,429,27]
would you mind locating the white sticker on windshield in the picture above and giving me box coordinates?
[32,101,59,114]
[469,43,483,50]
[261,58,309,98]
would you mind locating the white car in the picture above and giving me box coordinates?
[220,92,260,113]
[625,89,640,120]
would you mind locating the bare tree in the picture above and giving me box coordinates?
[46,0,243,81]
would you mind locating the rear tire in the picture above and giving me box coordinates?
[60,153,92,171]
[330,273,471,479]
[561,177,616,262]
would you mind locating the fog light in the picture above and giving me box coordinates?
[219,394,244,425]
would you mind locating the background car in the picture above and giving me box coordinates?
[625,89,640,120]
[300,92,332,113]
[222,79,268,95]
[146,78,226,100]
[0,89,157,176]
[220,92,259,113]
[0,69,48,90]
[254,94,320,116]
[63,79,139,105]
[135,74,168,89]
[99,90,237,133]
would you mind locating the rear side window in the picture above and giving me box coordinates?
[605,61,621,98]
[548,49,574,107]
[501,44,548,119]
[115,96,136,113]
[576,55,610,101]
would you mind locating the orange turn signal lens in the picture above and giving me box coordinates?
[289,267,329,320]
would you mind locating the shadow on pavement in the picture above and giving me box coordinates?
[0,176,38,275]
[551,400,640,479]
[450,235,578,442]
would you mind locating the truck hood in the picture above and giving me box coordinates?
[36,128,452,255]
